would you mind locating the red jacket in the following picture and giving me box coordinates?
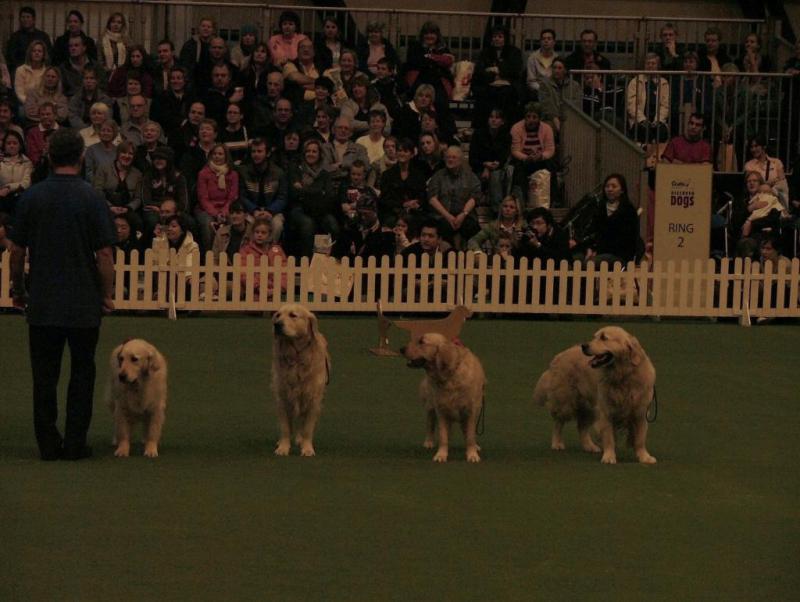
[197,165,238,216]
[239,240,288,294]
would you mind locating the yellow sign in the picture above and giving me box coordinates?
[654,163,713,263]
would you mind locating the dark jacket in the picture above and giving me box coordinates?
[586,198,639,262]
[52,31,98,66]
[468,126,511,173]
[238,161,288,215]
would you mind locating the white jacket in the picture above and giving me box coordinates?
[0,155,33,193]
[13,64,45,104]
[626,75,670,127]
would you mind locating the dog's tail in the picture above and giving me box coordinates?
[532,371,550,407]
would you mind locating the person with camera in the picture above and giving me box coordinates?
[516,206,571,264]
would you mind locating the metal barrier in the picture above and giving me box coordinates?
[570,69,799,173]
[1,1,766,66]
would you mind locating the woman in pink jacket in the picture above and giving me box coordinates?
[239,217,288,299]
[195,143,238,251]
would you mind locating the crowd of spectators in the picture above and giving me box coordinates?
[1,6,799,275]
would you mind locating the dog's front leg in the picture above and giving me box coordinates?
[114,409,132,457]
[424,408,436,449]
[274,402,292,456]
[144,405,166,458]
[550,418,566,450]
[594,412,617,464]
[633,414,656,464]
[463,411,481,463]
[299,406,320,457]
[433,411,450,462]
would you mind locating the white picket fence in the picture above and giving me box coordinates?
[2,250,799,319]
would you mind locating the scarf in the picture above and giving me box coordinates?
[208,160,229,190]
[102,31,127,70]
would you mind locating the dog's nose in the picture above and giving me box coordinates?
[273,321,284,335]
[118,373,127,383]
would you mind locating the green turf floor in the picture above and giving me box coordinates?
[1,314,798,601]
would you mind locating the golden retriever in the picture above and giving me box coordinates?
[107,339,168,458]
[533,326,656,464]
[271,304,331,457]
[402,333,485,463]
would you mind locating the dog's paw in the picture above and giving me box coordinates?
[582,441,602,453]
[637,452,657,464]
[143,443,159,458]
[433,450,448,463]
[274,440,291,456]
[551,441,566,451]
[466,449,481,463]
[114,443,130,458]
[600,453,617,464]
[300,445,316,457]
[423,438,435,449]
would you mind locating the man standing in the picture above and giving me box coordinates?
[9,128,116,461]
[5,6,53,73]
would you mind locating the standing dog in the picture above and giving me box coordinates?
[107,339,168,458]
[533,326,656,464]
[402,333,485,463]
[271,304,330,457]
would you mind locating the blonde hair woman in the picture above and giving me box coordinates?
[14,40,48,105]
[23,66,68,123]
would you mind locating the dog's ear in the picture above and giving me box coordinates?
[626,336,643,367]
[307,312,319,339]
[111,344,123,369]
[147,350,164,374]
[434,341,460,377]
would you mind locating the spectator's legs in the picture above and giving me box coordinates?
[193,209,215,253]
[270,213,285,243]
[28,325,67,459]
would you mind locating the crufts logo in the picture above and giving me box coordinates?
[670,179,695,208]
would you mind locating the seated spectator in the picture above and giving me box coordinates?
[25,102,60,165]
[509,102,556,205]
[287,138,337,257]
[262,97,297,146]
[195,37,239,99]
[0,100,23,141]
[392,212,418,255]
[323,49,365,107]
[744,134,789,205]
[93,141,143,229]
[369,135,397,186]
[152,39,184,96]
[357,22,399,77]
[661,113,712,164]
[113,75,148,124]
[219,102,250,164]
[332,189,394,261]
[472,24,524,129]
[583,173,639,265]
[467,195,524,253]
[202,63,244,130]
[269,10,309,67]
[112,212,144,266]
[736,33,772,75]
[526,29,559,96]
[273,127,301,173]
[14,40,48,107]
[99,12,130,73]
[84,119,121,183]
[337,160,378,226]
[180,116,216,192]
[238,217,287,297]
[395,84,436,144]
[371,57,404,120]
[0,131,33,215]
[195,143,239,250]
[379,138,428,226]
[401,217,452,263]
[5,6,52,74]
[740,171,788,240]
[153,68,196,148]
[580,68,625,129]
[141,146,188,234]
[212,200,251,263]
[469,108,511,212]
[339,76,391,137]
[249,71,285,136]
[669,51,712,137]
[308,105,334,144]
[417,132,444,178]
[67,66,112,128]
[79,102,114,147]
[60,35,103,98]
[324,116,369,183]
[108,45,154,99]
[23,67,68,124]
[356,110,388,164]
[564,29,611,72]
[403,21,455,105]
[515,206,571,264]
[119,94,150,146]
[284,38,325,105]
[179,16,215,72]
[654,23,684,71]
[427,146,482,248]
[538,58,582,133]
[151,214,201,294]
[698,27,733,78]
[134,121,167,172]
[238,138,287,242]
[240,43,280,113]
[758,232,790,270]
[626,53,670,144]
[418,108,456,146]
[230,24,259,71]
[315,17,344,71]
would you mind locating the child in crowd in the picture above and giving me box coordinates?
[238,217,287,297]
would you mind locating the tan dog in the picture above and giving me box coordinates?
[107,339,168,458]
[533,326,656,464]
[271,304,330,457]
[402,333,485,463]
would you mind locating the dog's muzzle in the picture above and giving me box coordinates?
[273,321,284,335]
[118,373,137,385]
[589,352,614,368]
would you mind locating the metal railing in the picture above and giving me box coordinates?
[570,69,799,173]
[1,1,766,66]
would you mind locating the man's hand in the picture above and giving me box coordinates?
[253,209,273,220]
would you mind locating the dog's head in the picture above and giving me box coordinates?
[113,339,163,386]
[581,326,644,369]
[401,333,460,378]
[272,304,318,342]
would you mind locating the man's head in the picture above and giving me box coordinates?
[19,7,36,30]
[188,101,205,124]
[580,29,598,54]
[209,37,227,61]
[704,27,721,54]
[38,102,56,128]
[275,98,293,126]
[419,219,442,253]
[128,95,147,122]
[444,145,463,171]
[528,206,554,237]
[0,101,13,126]
[249,138,269,165]
[686,113,704,141]
[267,72,284,99]
[211,64,232,90]
[114,214,133,241]
[297,38,314,62]
[334,117,353,142]
[48,127,84,168]
[349,160,367,186]
[157,40,175,65]
[67,36,87,59]
[660,24,677,45]
[159,198,178,220]
[540,29,556,52]
[759,233,782,263]
[198,17,216,41]
[524,102,542,130]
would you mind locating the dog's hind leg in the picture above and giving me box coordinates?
[576,408,600,453]
[143,406,165,458]
[550,418,566,450]
[424,408,436,448]
[463,412,481,463]
[632,416,656,464]
[274,402,292,456]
